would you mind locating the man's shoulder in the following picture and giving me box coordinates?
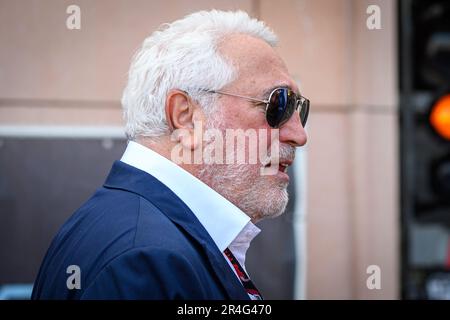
[63,185,193,255]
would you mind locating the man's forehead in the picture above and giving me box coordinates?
[220,34,284,71]
[219,34,298,94]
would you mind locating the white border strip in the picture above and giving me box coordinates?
[0,125,126,139]
[293,145,308,300]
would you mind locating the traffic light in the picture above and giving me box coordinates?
[429,95,450,141]
[400,0,450,299]
[429,95,450,201]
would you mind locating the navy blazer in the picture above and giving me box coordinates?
[31,161,250,300]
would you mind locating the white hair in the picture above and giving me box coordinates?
[121,10,278,140]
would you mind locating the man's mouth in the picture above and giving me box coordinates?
[263,159,293,173]
[279,163,289,173]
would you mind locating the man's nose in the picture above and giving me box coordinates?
[278,112,308,147]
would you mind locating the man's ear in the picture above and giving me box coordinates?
[165,89,204,150]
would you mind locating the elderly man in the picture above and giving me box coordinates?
[32,10,308,300]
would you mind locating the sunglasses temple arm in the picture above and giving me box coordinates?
[206,90,269,104]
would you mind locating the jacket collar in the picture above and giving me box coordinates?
[103,160,250,300]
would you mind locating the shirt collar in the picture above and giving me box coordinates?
[120,141,260,252]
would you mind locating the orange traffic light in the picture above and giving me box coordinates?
[430,94,450,140]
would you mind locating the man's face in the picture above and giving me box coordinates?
[198,34,308,222]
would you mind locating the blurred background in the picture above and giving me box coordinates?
[0,0,449,299]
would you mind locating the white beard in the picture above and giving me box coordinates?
[198,161,289,221]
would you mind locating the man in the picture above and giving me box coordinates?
[32,9,308,300]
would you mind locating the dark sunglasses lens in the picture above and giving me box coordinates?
[300,98,310,127]
[266,88,296,127]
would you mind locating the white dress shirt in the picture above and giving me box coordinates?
[120,141,261,297]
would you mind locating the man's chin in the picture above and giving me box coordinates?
[247,187,289,222]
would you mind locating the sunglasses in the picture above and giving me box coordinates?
[202,87,310,128]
